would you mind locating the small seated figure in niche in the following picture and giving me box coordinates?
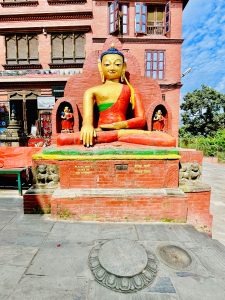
[61,106,74,133]
[152,110,165,132]
[57,46,175,147]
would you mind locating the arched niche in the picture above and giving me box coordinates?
[56,101,73,133]
[146,101,172,135]
[51,97,79,139]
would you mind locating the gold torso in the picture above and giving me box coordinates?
[91,82,124,105]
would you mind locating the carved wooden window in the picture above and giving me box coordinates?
[51,33,85,64]
[135,2,170,35]
[145,50,165,80]
[109,0,128,35]
[5,34,39,65]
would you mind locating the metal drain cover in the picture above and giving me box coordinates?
[89,239,158,293]
[157,244,192,270]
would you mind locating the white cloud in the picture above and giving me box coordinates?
[181,0,225,97]
[215,75,225,93]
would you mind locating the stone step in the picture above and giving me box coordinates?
[51,187,188,223]
[52,187,186,198]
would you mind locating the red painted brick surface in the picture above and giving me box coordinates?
[0,147,42,168]
[23,187,212,232]
[23,193,52,214]
[179,149,203,165]
[58,159,179,189]
[51,194,188,222]
[186,191,212,230]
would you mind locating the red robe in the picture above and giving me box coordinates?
[98,85,130,126]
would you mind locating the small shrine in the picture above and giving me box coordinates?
[0,106,28,147]
[23,38,212,233]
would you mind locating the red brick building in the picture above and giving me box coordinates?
[0,0,188,140]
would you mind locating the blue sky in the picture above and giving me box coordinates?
[181,0,225,97]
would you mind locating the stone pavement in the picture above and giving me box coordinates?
[0,161,225,299]
[202,161,225,246]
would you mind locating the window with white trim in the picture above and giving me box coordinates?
[135,2,170,35]
[146,50,165,80]
[109,0,129,35]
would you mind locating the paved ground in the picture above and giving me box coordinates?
[202,161,225,246]
[0,161,224,299]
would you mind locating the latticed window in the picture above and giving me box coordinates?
[51,33,85,64]
[5,34,39,65]
[145,50,165,80]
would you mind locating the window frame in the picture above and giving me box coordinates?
[5,34,39,65]
[165,1,171,34]
[121,4,129,35]
[51,33,85,64]
[147,4,164,35]
[145,50,165,80]
[109,1,129,35]
[135,2,170,36]
[135,3,147,34]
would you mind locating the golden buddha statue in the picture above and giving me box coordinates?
[57,46,175,147]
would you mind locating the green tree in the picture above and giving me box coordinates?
[181,85,225,136]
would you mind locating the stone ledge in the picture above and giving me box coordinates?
[179,182,211,193]
[24,187,55,195]
[52,188,186,198]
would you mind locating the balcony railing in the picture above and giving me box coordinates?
[147,21,164,35]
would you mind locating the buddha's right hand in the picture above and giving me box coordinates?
[80,125,97,147]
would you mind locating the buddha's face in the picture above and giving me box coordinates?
[101,54,125,81]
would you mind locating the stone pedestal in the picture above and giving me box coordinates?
[23,143,212,233]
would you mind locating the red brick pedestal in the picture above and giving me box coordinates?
[23,144,213,233]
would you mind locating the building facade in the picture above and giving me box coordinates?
[0,0,188,141]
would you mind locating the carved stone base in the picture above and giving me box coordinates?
[89,239,158,293]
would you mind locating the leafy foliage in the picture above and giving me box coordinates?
[179,129,225,161]
[181,85,225,136]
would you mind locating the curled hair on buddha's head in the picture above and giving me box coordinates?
[100,44,124,62]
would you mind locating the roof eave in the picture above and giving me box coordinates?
[183,0,189,9]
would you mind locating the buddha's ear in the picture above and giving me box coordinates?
[98,61,105,83]
[122,61,127,74]
[120,62,126,83]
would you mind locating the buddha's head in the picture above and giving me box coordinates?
[98,45,126,82]
[64,106,69,112]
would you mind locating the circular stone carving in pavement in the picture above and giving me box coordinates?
[157,244,192,270]
[88,239,158,293]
